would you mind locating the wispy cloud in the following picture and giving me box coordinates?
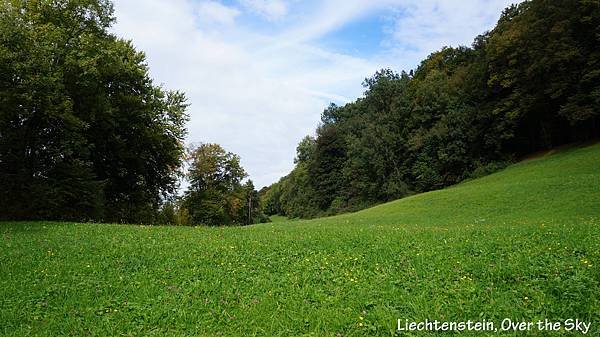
[239,0,288,21]
[197,1,241,26]
[276,0,374,44]
[384,0,517,71]
[111,0,519,188]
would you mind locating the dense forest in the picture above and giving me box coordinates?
[261,0,600,219]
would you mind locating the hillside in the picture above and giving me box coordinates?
[259,0,600,220]
[1,143,599,336]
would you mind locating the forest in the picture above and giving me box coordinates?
[260,0,600,219]
[1,0,599,225]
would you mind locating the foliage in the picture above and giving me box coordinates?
[0,0,188,223]
[263,0,600,219]
[486,0,600,151]
[156,202,177,226]
[2,143,599,336]
[240,180,269,225]
[182,143,267,226]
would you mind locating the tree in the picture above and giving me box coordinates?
[238,180,267,225]
[308,124,347,211]
[260,181,282,216]
[294,135,316,164]
[0,0,188,223]
[183,143,247,226]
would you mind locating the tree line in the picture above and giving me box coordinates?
[0,0,266,226]
[261,0,600,219]
[2,0,598,225]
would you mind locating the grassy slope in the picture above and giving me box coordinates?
[1,144,599,336]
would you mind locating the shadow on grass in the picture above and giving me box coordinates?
[0,221,70,234]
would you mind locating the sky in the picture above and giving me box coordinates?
[111,0,518,189]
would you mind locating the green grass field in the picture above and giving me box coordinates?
[1,144,599,336]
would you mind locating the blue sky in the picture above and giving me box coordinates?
[318,14,389,58]
[112,0,519,188]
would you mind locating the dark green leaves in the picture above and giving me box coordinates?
[0,0,188,223]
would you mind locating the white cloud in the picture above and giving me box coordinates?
[197,1,241,26]
[111,0,521,188]
[112,0,376,188]
[383,0,519,72]
[239,0,288,21]
[275,1,372,45]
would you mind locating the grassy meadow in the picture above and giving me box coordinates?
[1,143,599,336]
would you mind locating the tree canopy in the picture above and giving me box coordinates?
[182,143,267,226]
[0,0,188,223]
